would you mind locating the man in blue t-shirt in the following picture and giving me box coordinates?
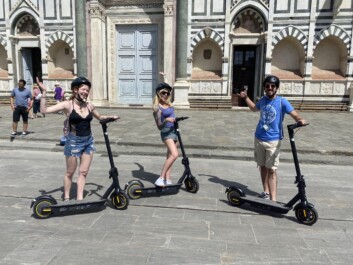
[238,75,306,201]
[10,79,33,136]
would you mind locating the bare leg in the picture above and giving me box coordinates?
[12,122,18,132]
[23,121,28,132]
[161,139,178,181]
[267,168,277,201]
[64,156,77,200]
[76,152,94,200]
[260,166,269,194]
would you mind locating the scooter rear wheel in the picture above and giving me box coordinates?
[110,192,129,210]
[32,198,56,219]
[184,177,199,193]
[227,189,243,206]
[126,182,143,200]
[295,205,318,225]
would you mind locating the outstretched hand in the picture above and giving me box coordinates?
[36,77,47,91]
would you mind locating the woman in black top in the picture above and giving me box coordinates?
[37,77,118,201]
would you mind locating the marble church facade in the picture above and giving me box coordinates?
[1,0,353,111]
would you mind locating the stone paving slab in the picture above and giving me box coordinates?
[0,149,353,264]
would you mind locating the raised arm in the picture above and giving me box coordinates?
[36,77,68,114]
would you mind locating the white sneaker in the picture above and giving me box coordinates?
[258,192,270,200]
[155,178,165,187]
[166,180,172,185]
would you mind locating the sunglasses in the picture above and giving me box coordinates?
[265,84,276,89]
[160,91,170,96]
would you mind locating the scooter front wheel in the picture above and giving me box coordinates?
[32,197,56,219]
[227,189,243,206]
[110,192,129,210]
[184,177,199,193]
[295,205,318,225]
[126,182,143,200]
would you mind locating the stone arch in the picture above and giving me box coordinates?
[45,31,74,53]
[232,8,266,33]
[314,24,350,52]
[272,26,308,55]
[190,27,224,56]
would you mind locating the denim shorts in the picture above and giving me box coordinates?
[64,133,96,157]
[160,126,177,142]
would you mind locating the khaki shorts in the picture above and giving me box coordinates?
[254,137,281,169]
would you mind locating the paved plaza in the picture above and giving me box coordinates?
[0,106,353,264]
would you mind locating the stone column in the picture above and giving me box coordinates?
[89,2,106,104]
[75,0,87,77]
[163,1,175,84]
[173,0,190,108]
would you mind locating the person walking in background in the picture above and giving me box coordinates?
[32,83,43,118]
[238,75,306,201]
[10,79,33,136]
[152,82,178,187]
[54,82,64,114]
[54,82,63,103]
[36,77,118,201]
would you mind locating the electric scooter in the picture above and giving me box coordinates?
[124,117,199,199]
[225,123,318,225]
[31,117,129,219]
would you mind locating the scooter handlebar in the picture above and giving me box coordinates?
[175,116,189,122]
[100,117,119,125]
[287,122,309,130]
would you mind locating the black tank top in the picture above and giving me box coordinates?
[69,104,93,137]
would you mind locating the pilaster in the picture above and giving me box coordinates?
[89,2,107,103]
[173,0,189,108]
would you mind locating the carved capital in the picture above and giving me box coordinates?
[89,6,106,19]
[163,4,174,16]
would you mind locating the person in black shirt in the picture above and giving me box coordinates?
[37,77,118,201]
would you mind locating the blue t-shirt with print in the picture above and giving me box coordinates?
[11,87,32,108]
[255,96,294,141]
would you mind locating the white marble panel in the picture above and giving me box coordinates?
[212,0,223,13]
[0,0,4,19]
[341,0,352,9]
[317,0,332,9]
[306,83,320,95]
[61,0,71,17]
[275,0,290,11]
[194,0,206,13]
[295,0,310,10]
[44,0,56,18]
[333,83,346,95]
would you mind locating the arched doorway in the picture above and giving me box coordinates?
[13,13,42,90]
[230,8,266,107]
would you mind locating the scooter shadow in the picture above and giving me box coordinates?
[131,163,160,184]
[38,182,104,200]
[131,163,189,192]
[201,173,260,197]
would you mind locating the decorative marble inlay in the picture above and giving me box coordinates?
[321,83,333,95]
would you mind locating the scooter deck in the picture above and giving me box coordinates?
[239,194,292,214]
[139,183,182,196]
[49,199,106,214]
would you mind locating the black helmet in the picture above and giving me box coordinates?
[263,75,280,88]
[155,82,172,94]
[71,77,91,90]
